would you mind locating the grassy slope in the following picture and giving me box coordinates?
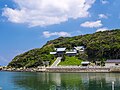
[59,56,82,66]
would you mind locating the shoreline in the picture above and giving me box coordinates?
[46,67,110,73]
[1,66,120,73]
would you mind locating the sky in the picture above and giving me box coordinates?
[0,0,120,65]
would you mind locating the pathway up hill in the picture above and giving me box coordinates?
[50,57,62,67]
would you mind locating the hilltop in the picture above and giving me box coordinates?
[8,29,120,68]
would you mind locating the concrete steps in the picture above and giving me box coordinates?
[50,57,62,67]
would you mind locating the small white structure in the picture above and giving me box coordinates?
[50,52,57,55]
[50,48,66,57]
[105,59,120,67]
[55,48,66,52]
[50,46,85,57]
[66,49,77,56]
[81,61,90,66]
[74,46,85,53]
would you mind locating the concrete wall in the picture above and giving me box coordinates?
[105,63,120,67]
[105,63,115,67]
[46,67,110,72]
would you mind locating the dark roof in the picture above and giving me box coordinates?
[106,59,120,63]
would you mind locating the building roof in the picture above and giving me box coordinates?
[56,48,66,52]
[106,59,120,63]
[74,46,84,51]
[81,61,90,64]
[66,51,77,54]
[50,52,57,54]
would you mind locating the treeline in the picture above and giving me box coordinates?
[8,29,120,68]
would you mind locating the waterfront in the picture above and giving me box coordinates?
[0,72,120,90]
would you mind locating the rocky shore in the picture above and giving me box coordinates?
[0,66,46,72]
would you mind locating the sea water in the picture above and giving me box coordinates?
[0,71,120,90]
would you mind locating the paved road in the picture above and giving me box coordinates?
[51,57,62,67]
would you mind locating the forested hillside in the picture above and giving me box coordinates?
[8,29,120,68]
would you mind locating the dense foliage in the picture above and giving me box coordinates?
[8,29,120,68]
[8,46,55,68]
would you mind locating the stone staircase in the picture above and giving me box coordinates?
[50,57,62,67]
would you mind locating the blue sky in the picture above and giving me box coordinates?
[0,0,120,65]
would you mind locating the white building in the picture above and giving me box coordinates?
[74,46,85,53]
[50,46,85,57]
[50,48,66,57]
[66,49,77,56]
[105,59,120,67]
[81,61,90,66]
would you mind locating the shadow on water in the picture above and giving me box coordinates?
[0,72,120,90]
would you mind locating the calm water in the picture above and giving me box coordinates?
[0,72,120,90]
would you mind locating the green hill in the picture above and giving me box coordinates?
[8,29,120,68]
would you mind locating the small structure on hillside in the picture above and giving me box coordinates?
[74,46,85,53]
[66,49,77,56]
[50,48,66,57]
[43,61,50,67]
[105,59,120,67]
[56,48,66,57]
[50,52,57,55]
[50,46,85,57]
[95,61,101,66]
[81,61,90,66]
[0,66,2,70]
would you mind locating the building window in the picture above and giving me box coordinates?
[115,63,118,66]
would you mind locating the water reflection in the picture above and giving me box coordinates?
[11,72,120,90]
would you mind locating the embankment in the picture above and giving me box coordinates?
[46,66,110,73]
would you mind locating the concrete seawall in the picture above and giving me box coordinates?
[1,66,120,73]
[46,66,110,73]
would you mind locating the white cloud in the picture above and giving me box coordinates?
[98,14,108,19]
[101,0,109,4]
[80,20,102,28]
[43,31,71,38]
[96,27,108,32]
[2,0,96,27]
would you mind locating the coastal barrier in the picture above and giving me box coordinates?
[109,66,120,72]
[1,66,120,73]
[46,66,110,72]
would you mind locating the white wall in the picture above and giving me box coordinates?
[105,63,116,67]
